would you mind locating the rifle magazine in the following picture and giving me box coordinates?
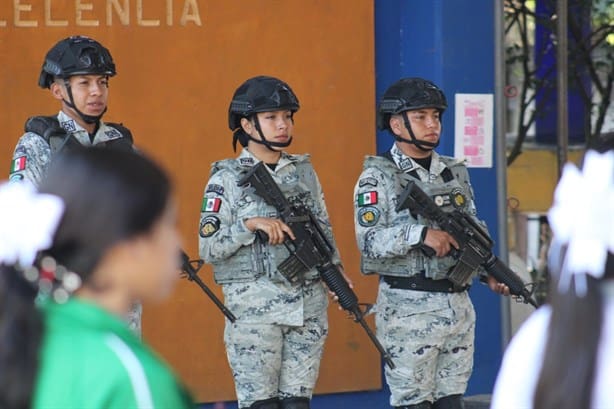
[278,253,310,284]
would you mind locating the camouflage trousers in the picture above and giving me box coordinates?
[376,280,475,407]
[224,316,328,408]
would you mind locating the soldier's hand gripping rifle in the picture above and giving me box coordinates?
[395,181,538,308]
[180,250,237,322]
[238,162,395,369]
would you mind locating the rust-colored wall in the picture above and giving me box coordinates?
[507,149,583,213]
[0,0,377,403]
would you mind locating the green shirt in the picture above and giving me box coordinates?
[34,298,194,409]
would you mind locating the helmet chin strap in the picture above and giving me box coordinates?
[394,111,440,151]
[250,116,293,152]
[62,79,106,125]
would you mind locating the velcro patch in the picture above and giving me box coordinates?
[239,157,254,166]
[358,206,380,227]
[104,128,121,139]
[398,157,413,171]
[357,191,378,206]
[450,188,466,208]
[200,216,221,238]
[60,119,76,132]
[10,156,27,174]
[359,177,378,188]
[201,197,222,212]
[206,184,225,195]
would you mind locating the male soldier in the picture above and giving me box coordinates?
[8,35,139,334]
[353,78,507,409]
[9,35,132,185]
[199,76,343,409]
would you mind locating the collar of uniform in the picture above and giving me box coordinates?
[237,148,259,166]
[390,143,419,173]
[56,111,121,146]
[390,144,449,178]
[239,148,297,171]
[276,151,299,171]
[40,297,140,347]
[57,110,85,135]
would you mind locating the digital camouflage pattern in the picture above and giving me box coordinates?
[223,279,327,407]
[375,281,475,406]
[199,148,340,408]
[353,144,482,407]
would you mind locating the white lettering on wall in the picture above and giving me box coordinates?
[0,0,202,27]
[45,0,68,26]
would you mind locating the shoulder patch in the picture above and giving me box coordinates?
[201,197,222,212]
[9,173,24,182]
[357,191,378,206]
[358,206,380,227]
[359,177,378,188]
[10,156,27,174]
[205,184,225,195]
[200,216,221,238]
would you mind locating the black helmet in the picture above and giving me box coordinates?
[377,77,447,131]
[38,36,116,89]
[228,76,300,131]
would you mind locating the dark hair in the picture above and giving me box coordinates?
[534,252,614,409]
[0,147,171,409]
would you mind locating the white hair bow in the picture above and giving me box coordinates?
[0,182,65,267]
[548,150,614,296]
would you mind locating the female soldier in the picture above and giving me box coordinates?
[0,148,194,408]
[199,76,343,409]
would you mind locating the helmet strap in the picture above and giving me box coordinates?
[62,79,106,125]
[250,116,293,151]
[393,111,440,151]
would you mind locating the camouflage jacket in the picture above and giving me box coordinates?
[353,144,486,280]
[9,111,131,186]
[198,148,339,324]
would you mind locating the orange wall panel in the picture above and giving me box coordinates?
[1,1,378,403]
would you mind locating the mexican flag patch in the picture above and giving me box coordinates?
[202,197,222,212]
[357,191,378,206]
[10,156,26,174]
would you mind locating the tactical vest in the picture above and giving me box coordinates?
[209,155,323,285]
[24,115,134,154]
[360,155,476,280]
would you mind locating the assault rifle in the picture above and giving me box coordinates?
[180,250,237,322]
[238,162,395,369]
[396,181,538,308]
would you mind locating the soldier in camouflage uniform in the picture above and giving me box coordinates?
[353,78,508,409]
[199,76,343,409]
[8,36,141,336]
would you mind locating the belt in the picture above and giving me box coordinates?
[382,274,469,293]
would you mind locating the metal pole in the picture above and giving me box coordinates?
[494,0,512,348]
[557,0,569,176]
